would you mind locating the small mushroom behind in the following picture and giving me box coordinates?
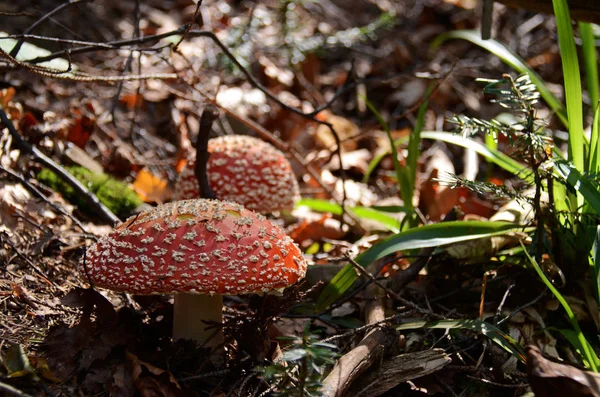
[81,199,307,353]
[175,135,300,213]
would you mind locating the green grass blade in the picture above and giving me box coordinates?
[484,128,498,179]
[431,30,567,126]
[553,328,600,370]
[364,96,410,207]
[296,198,345,215]
[363,136,410,183]
[579,23,599,111]
[585,104,600,215]
[315,221,527,312]
[403,82,434,228]
[590,104,600,175]
[351,207,400,233]
[396,319,526,363]
[522,242,598,371]
[421,131,535,183]
[296,198,401,233]
[593,226,600,308]
[553,160,600,214]
[552,0,585,175]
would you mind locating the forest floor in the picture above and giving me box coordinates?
[0,0,595,396]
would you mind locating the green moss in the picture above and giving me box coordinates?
[37,166,143,218]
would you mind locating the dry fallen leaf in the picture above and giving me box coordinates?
[127,352,187,397]
[133,168,171,203]
[288,213,346,245]
[314,110,359,151]
[527,345,600,397]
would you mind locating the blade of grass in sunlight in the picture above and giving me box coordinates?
[552,0,585,175]
[315,221,528,312]
[364,96,410,209]
[553,328,600,370]
[590,104,600,175]
[396,319,526,363]
[522,242,598,371]
[403,82,434,229]
[431,30,567,126]
[553,160,600,214]
[484,128,498,179]
[351,207,400,233]
[594,226,600,309]
[296,198,401,233]
[363,135,410,183]
[421,131,535,183]
[585,105,600,215]
[579,23,599,110]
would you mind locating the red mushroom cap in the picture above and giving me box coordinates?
[175,135,300,212]
[81,199,307,295]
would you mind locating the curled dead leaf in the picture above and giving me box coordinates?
[527,345,600,397]
[127,352,186,397]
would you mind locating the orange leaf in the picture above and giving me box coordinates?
[133,168,171,203]
[66,115,95,148]
[288,214,345,244]
[119,94,144,111]
[0,87,16,108]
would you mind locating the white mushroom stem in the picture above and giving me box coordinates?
[173,293,224,350]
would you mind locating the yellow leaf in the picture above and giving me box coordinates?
[133,168,171,203]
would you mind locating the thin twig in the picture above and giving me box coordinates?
[0,107,120,225]
[1,46,177,82]
[0,165,87,233]
[346,253,401,301]
[173,0,203,53]
[23,26,190,64]
[1,232,57,287]
[9,0,89,58]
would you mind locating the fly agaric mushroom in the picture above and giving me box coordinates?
[81,199,307,350]
[175,135,300,212]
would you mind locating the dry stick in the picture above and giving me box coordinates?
[172,0,203,53]
[353,349,451,396]
[390,207,458,293]
[0,108,120,225]
[0,47,178,82]
[321,261,395,397]
[195,106,218,199]
[0,165,87,233]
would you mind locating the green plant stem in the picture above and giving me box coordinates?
[363,96,410,210]
[579,22,599,110]
[522,242,598,371]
